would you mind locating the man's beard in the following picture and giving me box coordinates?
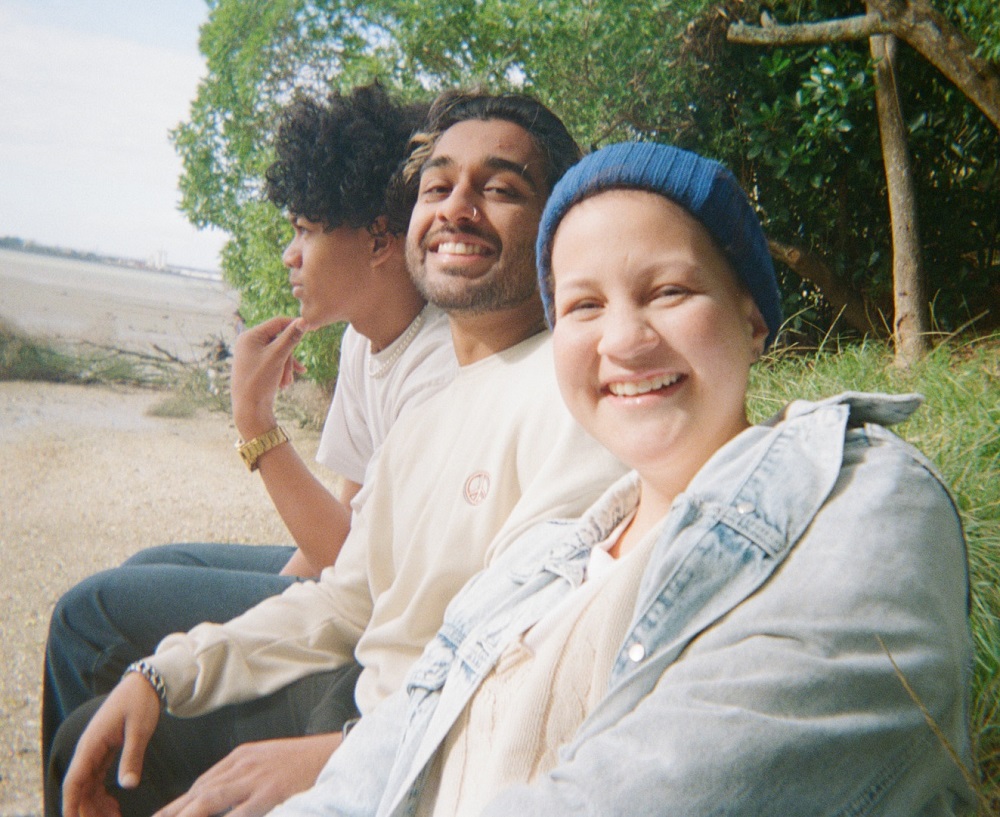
[406,236,539,315]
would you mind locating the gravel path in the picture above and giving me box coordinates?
[0,381,328,816]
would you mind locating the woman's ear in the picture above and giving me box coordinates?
[744,298,769,361]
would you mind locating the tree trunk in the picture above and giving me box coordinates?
[868,0,1000,132]
[870,31,930,365]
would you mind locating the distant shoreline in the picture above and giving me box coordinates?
[0,247,239,362]
[0,238,222,281]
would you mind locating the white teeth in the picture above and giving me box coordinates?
[436,241,484,256]
[608,373,680,397]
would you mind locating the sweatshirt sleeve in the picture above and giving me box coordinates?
[148,525,374,717]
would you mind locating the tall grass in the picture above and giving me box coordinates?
[749,334,1000,814]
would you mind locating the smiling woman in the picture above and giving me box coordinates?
[264,142,976,817]
[550,190,767,522]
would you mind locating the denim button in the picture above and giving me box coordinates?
[627,643,645,662]
[736,501,754,514]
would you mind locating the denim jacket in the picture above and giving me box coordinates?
[275,393,975,817]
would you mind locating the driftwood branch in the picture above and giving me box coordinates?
[75,338,231,383]
[768,239,886,336]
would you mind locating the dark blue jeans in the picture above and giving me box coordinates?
[41,542,298,769]
[45,662,362,817]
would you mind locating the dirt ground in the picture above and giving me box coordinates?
[0,383,332,817]
[0,250,342,814]
[0,381,332,816]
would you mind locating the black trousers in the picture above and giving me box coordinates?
[45,662,362,817]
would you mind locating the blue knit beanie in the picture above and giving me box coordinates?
[536,142,783,348]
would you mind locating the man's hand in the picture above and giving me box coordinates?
[152,733,344,817]
[231,316,308,440]
[62,672,162,817]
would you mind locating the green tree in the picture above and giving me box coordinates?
[173,1,406,386]
[175,0,999,376]
[727,0,1000,363]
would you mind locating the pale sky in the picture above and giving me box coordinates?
[0,0,229,271]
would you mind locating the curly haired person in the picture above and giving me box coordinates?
[42,80,456,775]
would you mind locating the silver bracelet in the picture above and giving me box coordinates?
[124,659,168,708]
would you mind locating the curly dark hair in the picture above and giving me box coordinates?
[264,81,428,235]
[385,89,581,226]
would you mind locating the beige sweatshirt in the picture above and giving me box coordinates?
[150,332,626,716]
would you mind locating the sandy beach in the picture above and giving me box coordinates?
[0,251,334,816]
[0,248,241,362]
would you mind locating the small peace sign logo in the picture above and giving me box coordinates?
[464,471,491,505]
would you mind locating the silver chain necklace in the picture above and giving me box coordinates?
[367,309,425,379]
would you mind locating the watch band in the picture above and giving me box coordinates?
[236,425,289,471]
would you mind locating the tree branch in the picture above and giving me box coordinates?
[768,240,886,336]
[728,13,890,46]
[727,1,1000,131]
[867,0,1000,131]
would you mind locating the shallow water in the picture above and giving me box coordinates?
[0,248,240,362]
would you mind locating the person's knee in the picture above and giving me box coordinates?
[48,572,109,646]
[48,703,94,776]
[45,569,141,696]
[120,543,205,567]
[44,578,118,769]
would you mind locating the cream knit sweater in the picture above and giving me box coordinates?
[418,535,655,816]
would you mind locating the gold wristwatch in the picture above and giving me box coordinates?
[236,426,289,471]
